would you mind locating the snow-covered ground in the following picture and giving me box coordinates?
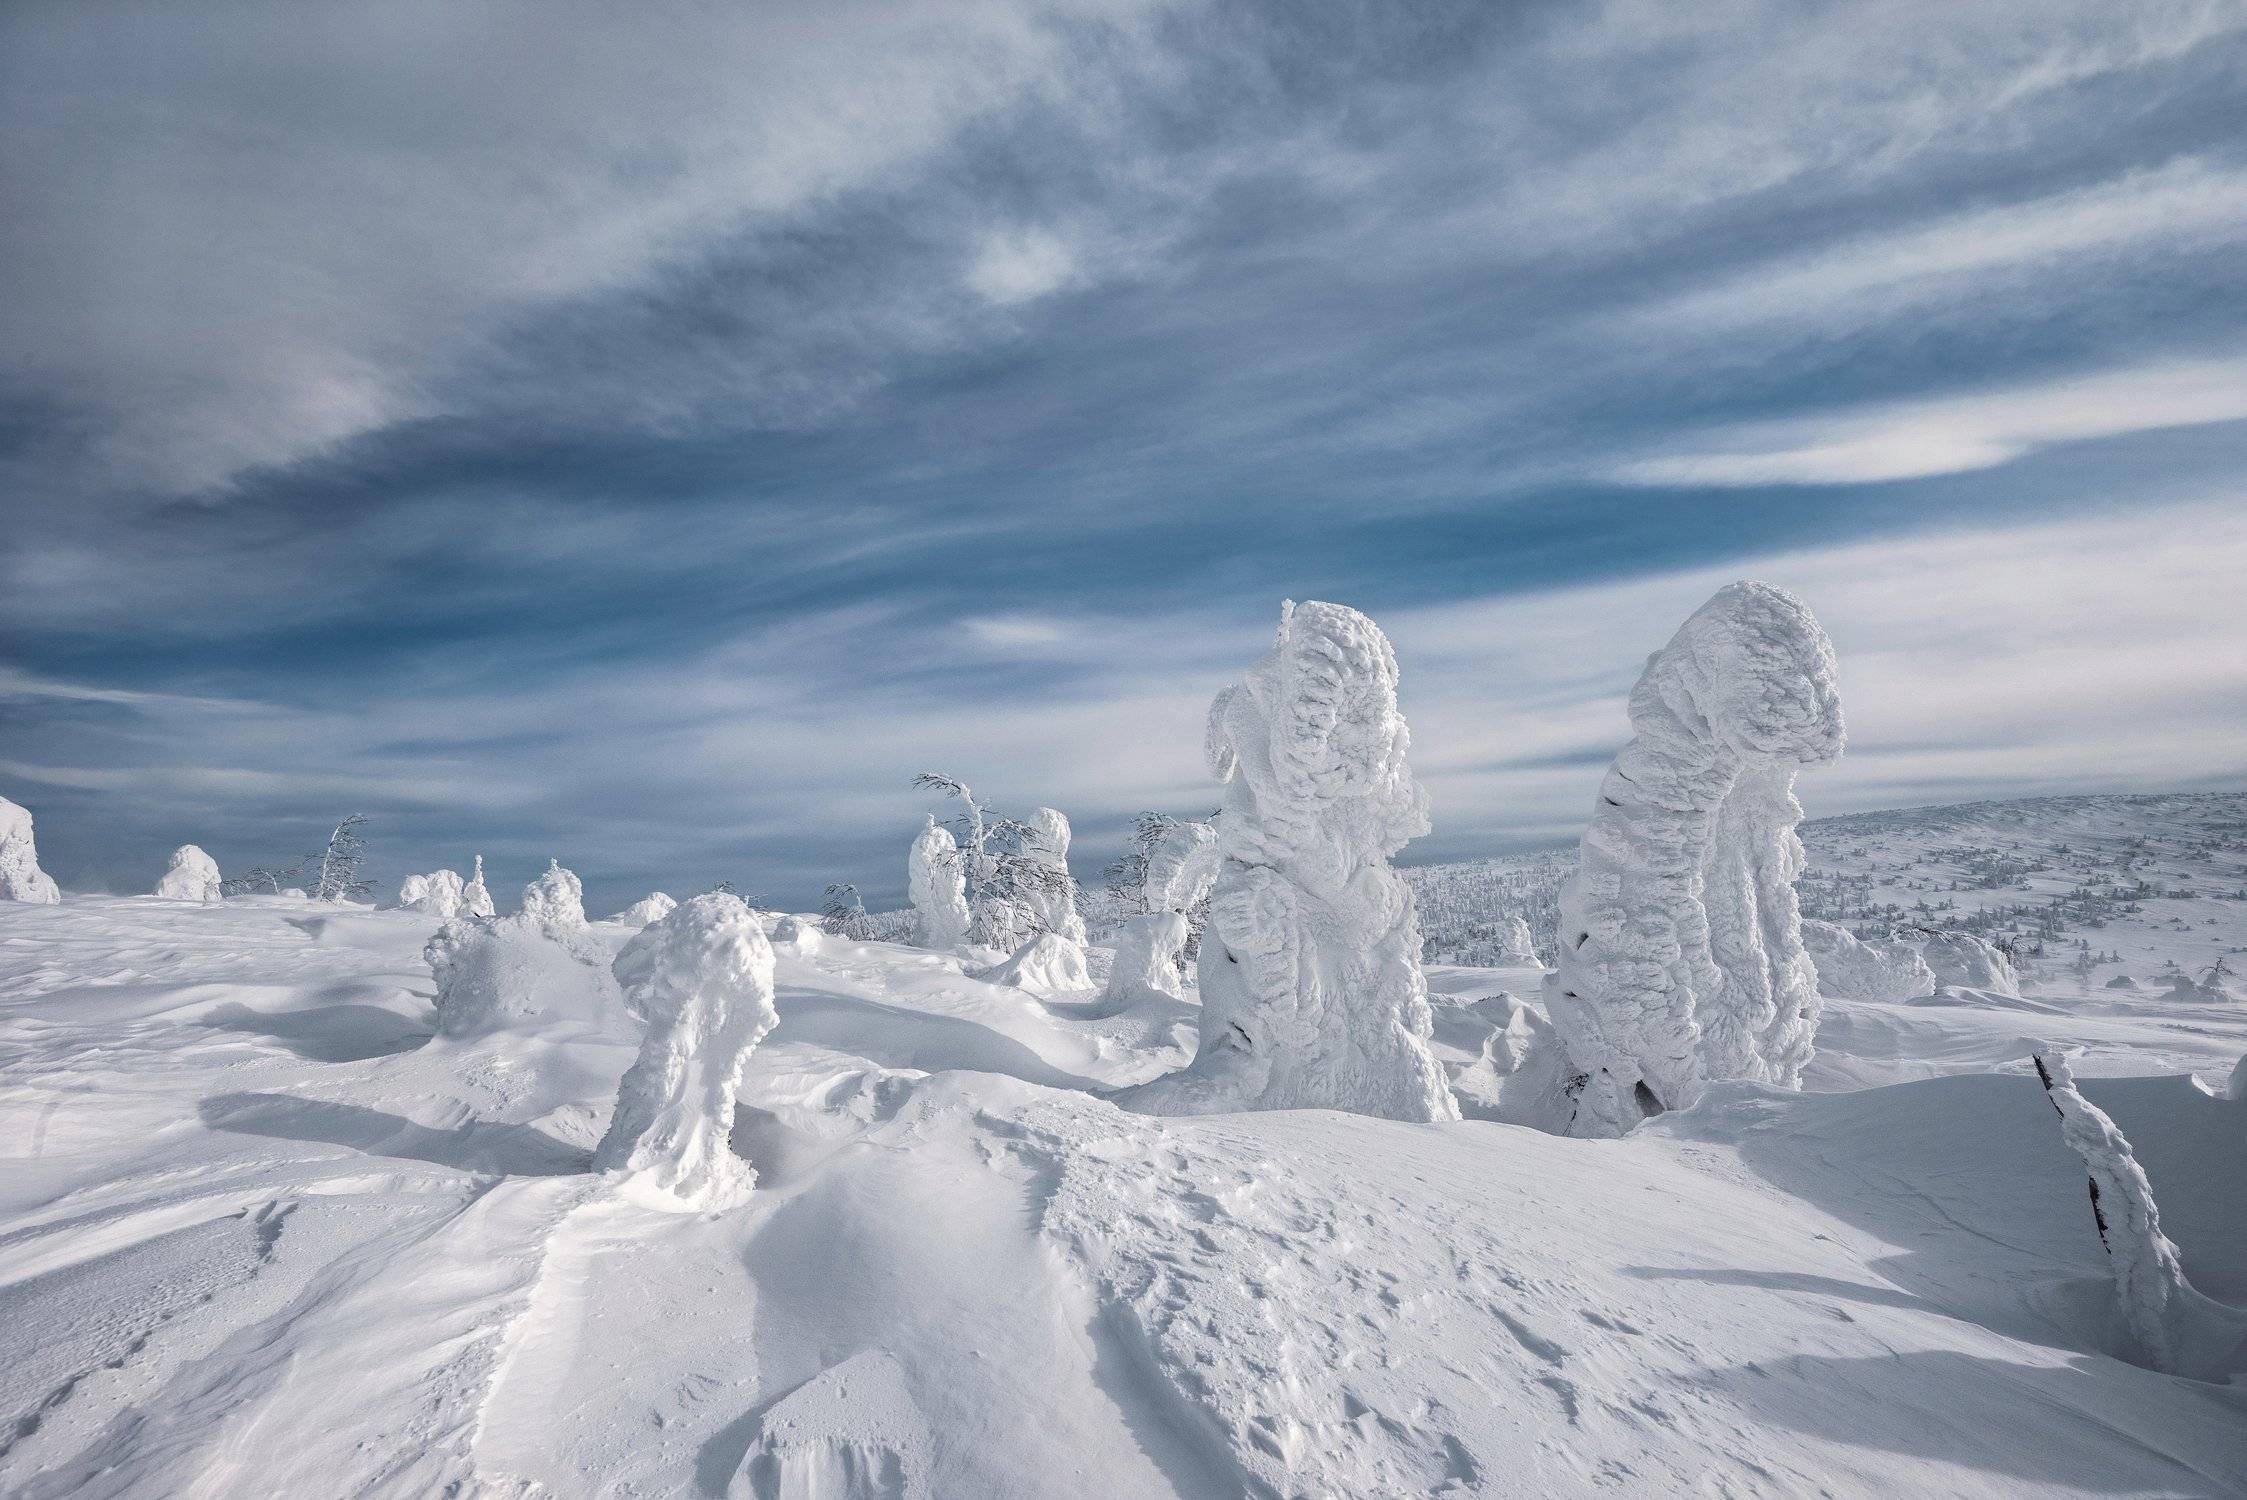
[4,795,2247,1497]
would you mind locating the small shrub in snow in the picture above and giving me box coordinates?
[911,773,1076,950]
[821,883,875,941]
[1547,581,1842,1137]
[155,845,223,902]
[596,893,778,1209]
[307,815,373,903]
[1130,600,1455,1122]
[0,794,62,904]
[908,816,972,949]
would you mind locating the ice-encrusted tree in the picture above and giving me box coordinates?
[609,891,677,928]
[596,893,779,1209]
[521,859,587,929]
[0,795,62,904]
[1802,919,1935,1000]
[1021,807,1087,945]
[907,815,972,949]
[460,855,496,918]
[910,773,1072,950]
[821,883,875,941]
[155,845,223,902]
[1546,581,1843,1137]
[1128,600,1456,1122]
[307,815,373,903]
[399,868,465,920]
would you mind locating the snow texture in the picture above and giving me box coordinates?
[154,845,222,902]
[396,873,429,909]
[0,795,61,904]
[1917,930,2021,996]
[908,815,972,950]
[399,869,466,920]
[1099,910,1189,1008]
[1142,816,1220,912]
[1803,918,1937,1000]
[769,912,824,955]
[521,859,587,930]
[595,893,778,1209]
[460,854,496,919]
[1022,807,1088,945]
[608,891,676,929]
[976,931,1091,996]
[426,903,616,1041]
[1547,580,1843,1137]
[1131,599,1455,1122]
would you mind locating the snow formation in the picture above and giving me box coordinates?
[396,873,429,910]
[154,844,222,902]
[1802,919,1937,1000]
[1101,911,1189,1008]
[1547,581,1843,1136]
[460,854,496,919]
[908,815,972,949]
[976,931,1091,996]
[0,795,61,904]
[1141,816,1220,913]
[521,859,587,930]
[425,873,614,1040]
[1916,929,2020,996]
[609,891,677,928]
[1131,600,1455,1122]
[596,893,779,1209]
[1022,807,1087,945]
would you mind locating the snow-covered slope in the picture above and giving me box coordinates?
[3,796,2246,1497]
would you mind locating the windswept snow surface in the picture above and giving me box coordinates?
[3,796,2247,1497]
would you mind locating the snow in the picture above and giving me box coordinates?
[1130,600,1456,1122]
[521,859,587,929]
[1022,807,1088,945]
[1919,929,2022,996]
[1102,910,1189,1008]
[1141,816,1219,913]
[1803,917,1937,1000]
[2,792,2246,1496]
[459,854,496,919]
[1547,581,1844,1136]
[153,845,222,903]
[596,894,778,1210]
[0,794,62,904]
[399,868,465,920]
[606,891,676,929]
[907,815,971,950]
[975,930,1092,997]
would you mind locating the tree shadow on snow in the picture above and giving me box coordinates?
[201,999,430,1063]
[198,1092,588,1176]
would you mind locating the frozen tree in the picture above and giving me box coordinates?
[609,891,677,928]
[399,868,466,920]
[907,815,972,950]
[307,815,373,903]
[521,859,587,929]
[221,865,300,897]
[426,908,614,1040]
[397,873,430,909]
[155,845,223,902]
[0,794,62,904]
[910,774,1072,949]
[1801,919,1936,1000]
[1020,808,1087,945]
[1100,910,1190,1008]
[1129,600,1455,1122]
[460,855,496,919]
[1106,813,1220,971]
[1912,928,2020,996]
[821,883,875,941]
[976,931,1093,996]
[2032,1049,2247,1378]
[595,893,779,1209]
[1546,581,1843,1137]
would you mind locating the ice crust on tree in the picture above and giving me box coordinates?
[399,869,465,920]
[521,859,586,929]
[0,795,62,904]
[1101,910,1190,1008]
[610,891,677,928]
[1915,930,2021,996]
[155,845,222,902]
[1802,919,1936,1000]
[1142,818,1220,914]
[1547,581,1843,1137]
[908,815,972,950]
[976,931,1092,996]
[596,893,778,1209]
[460,855,496,919]
[1022,807,1087,945]
[1130,600,1456,1122]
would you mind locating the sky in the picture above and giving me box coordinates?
[4,0,2246,914]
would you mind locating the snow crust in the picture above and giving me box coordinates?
[607,891,676,929]
[907,815,971,950]
[595,893,778,1209]
[1131,599,1454,1122]
[0,795,61,904]
[1548,581,1843,1136]
[154,845,222,903]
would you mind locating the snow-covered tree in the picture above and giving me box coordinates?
[155,845,223,902]
[1100,910,1190,1008]
[1021,807,1087,945]
[1546,581,1843,1137]
[399,868,465,920]
[609,891,677,928]
[595,893,779,1209]
[460,854,496,919]
[1129,600,1455,1122]
[307,815,373,903]
[821,882,874,941]
[0,794,62,904]
[907,815,972,949]
[1802,919,1936,1000]
[1106,811,1220,973]
[911,773,1073,950]
[521,859,587,929]
[1911,928,2020,996]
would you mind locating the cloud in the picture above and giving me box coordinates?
[1607,357,2247,486]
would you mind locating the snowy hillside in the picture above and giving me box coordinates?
[3,794,2247,1496]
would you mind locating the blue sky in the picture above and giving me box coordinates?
[5,0,2246,913]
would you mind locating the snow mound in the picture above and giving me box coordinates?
[976,931,1091,996]
[607,891,676,928]
[1548,580,1843,1136]
[0,794,61,903]
[771,913,826,955]
[908,815,971,950]
[732,1350,933,1499]
[154,844,222,902]
[596,893,777,1210]
[521,859,587,929]
[1100,911,1188,1009]
[1803,919,1937,1000]
[1915,929,2021,996]
[1131,600,1454,1122]
[426,909,617,1039]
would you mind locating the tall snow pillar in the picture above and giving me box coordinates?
[908,815,972,950]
